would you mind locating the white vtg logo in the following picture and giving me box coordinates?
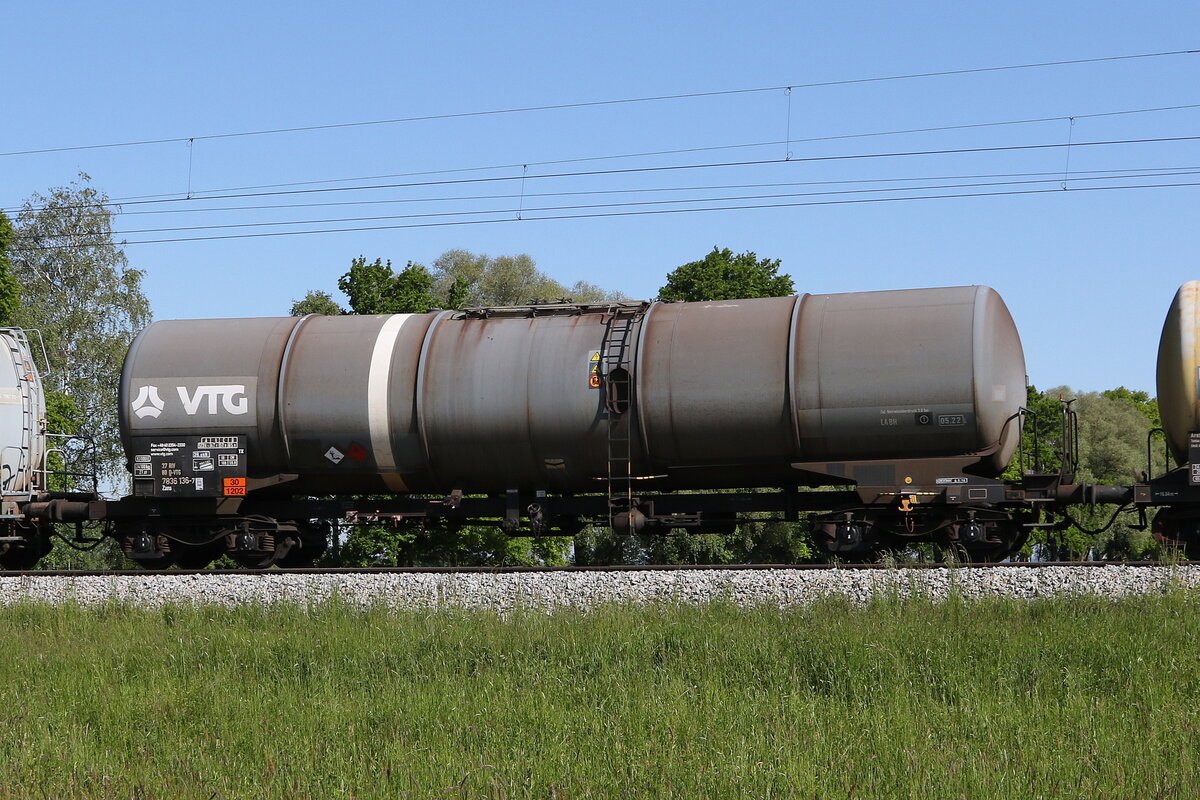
[131,386,166,419]
[131,384,250,418]
[177,384,250,416]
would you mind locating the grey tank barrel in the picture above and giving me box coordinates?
[1158,281,1200,465]
[119,286,1027,496]
[0,329,46,500]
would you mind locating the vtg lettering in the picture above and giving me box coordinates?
[177,385,250,416]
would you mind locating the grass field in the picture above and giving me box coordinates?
[1,594,1198,799]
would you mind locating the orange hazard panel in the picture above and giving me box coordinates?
[223,477,248,496]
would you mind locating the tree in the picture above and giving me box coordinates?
[1101,386,1160,429]
[429,249,623,308]
[0,213,21,324]
[1074,390,1162,560]
[337,521,570,567]
[391,261,436,313]
[290,290,342,316]
[2,210,81,493]
[9,176,151,486]
[337,257,436,314]
[658,247,794,301]
[292,249,624,317]
[1017,386,1164,561]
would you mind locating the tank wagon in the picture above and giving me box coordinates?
[0,329,60,569]
[119,287,1025,493]
[19,280,1200,570]
[85,284,1056,568]
[1141,280,1200,556]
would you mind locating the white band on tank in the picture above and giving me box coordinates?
[368,315,411,491]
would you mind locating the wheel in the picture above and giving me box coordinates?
[932,542,972,565]
[230,549,278,569]
[172,541,224,570]
[946,518,1028,563]
[134,554,177,571]
[276,522,328,568]
[1152,509,1200,560]
[0,524,53,570]
[224,520,283,569]
[120,528,177,570]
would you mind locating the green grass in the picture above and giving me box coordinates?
[1,594,1199,798]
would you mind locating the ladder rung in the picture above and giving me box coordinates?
[604,308,645,521]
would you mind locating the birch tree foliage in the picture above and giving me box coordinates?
[10,176,151,482]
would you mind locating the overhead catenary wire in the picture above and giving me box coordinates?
[6,50,1197,252]
[100,164,1200,218]
[146,102,1200,199]
[2,48,1195,160]
[16,179,1199,249]
[104,180,1200,245]
[9,133,1200,221]
[8,100,1199,214]
[30,168,1200,239]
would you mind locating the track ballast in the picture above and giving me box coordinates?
[3,562,1199,610]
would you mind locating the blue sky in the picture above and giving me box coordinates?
[4,1,1197,393]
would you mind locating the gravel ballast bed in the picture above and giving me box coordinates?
[2,565,1199,609]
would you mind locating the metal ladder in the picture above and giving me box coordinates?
[601,305,646,528]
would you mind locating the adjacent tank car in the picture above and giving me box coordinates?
[0,329,55,569]
[1145,280,1200,555]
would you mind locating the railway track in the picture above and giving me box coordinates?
[1,560,1195,577]
[4,561,1196,609]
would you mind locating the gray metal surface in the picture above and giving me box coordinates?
[119,284,1028,495]
[417,309,617,491]
[0,329,45,498]
[120,317,302,473]
[637,296,799,467]
[1157,281,1199,464]
[278,312,436,492]
[792,285,1025,473]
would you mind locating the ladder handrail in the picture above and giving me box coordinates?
[601,306,646,529]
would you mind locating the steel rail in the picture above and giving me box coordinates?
[0,561,1194,578]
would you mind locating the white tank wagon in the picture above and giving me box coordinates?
[0,329,60,569]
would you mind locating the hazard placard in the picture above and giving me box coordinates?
[223,477,248,496]
[587,350,603,388]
